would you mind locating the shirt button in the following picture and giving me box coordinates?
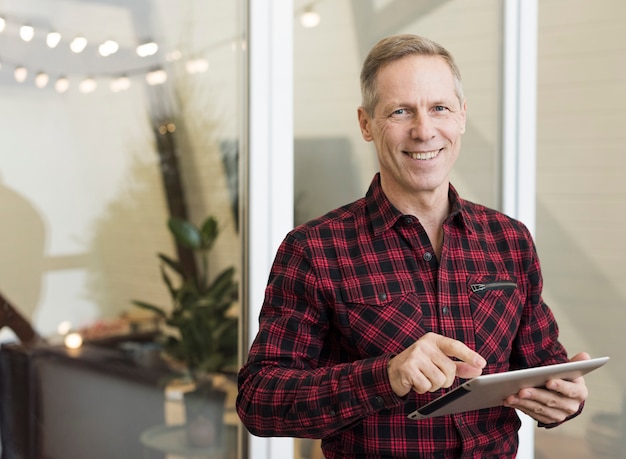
[442,306,450,315]
[403,216,414,225]
[423,252,433,261]
[373,396,384,408]
[378,292,387,301]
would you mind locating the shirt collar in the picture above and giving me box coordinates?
[365,174,474,236]
[447,184,475,234]
[365,174,403,236]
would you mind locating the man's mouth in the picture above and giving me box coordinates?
[406,150,440,160]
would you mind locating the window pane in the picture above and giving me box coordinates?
[535,1,625,457]
[0,1,245,458]
[294,0,502,229]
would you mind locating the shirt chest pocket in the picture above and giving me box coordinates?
[337,286,426,358]
[468,275,523,365]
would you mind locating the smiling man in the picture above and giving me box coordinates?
[237,34,589,458]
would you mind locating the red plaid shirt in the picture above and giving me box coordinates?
[237,174,573,458]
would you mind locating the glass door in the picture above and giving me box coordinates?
[0,1,246,458]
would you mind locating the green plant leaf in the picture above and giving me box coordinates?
[159,264,177,298]
[206,267,236,298]
[132,214,238,374]
[200,216,219,250]
[158,253,185,277]
[131,300,167,318]
[168,217,202,249]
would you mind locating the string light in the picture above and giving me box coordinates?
[55,76,70,93]
[35,72,49,88]
[110,75,131,92]
[14,66,27,83]
[64,332,83,350]
[98,39,119,57]
[145,68,167,85]
[79,76,97,93]
[300,5,321,28]
[70,36,88,53]
[136,41,158,57]
[19,25,34,42]
[46,31,62,48]
[0,16,243,94]
[185,57,209,74]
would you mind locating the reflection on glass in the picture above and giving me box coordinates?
[0,1,244,458]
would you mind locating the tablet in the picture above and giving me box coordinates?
[407,356,609,420]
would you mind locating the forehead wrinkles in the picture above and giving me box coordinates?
[374,56,460,112]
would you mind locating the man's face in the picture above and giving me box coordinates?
[358,55,466,204]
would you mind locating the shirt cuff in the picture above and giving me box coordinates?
[538,400,585,429]
[351,354,406,414]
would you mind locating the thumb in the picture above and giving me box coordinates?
[569,351,591,362]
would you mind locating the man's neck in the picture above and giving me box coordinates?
[384,182,450,222]
[383,182,451,258]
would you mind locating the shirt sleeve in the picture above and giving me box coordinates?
[236,231,405,438]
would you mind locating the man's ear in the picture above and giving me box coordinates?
[357,107,373,142]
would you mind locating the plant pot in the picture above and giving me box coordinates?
[183,377,227,448]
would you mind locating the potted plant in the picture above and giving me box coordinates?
[132,215,238,448]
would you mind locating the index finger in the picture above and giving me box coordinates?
[436,335,486,375]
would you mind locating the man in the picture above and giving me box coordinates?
[237,34,589,458]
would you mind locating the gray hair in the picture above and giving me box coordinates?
[360,34,465,115]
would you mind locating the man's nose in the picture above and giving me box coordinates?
[410,114,436,140]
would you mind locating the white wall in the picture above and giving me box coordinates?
[534,0,626,451]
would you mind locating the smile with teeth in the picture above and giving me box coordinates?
[407,150,440,160]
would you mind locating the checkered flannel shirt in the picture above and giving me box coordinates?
[237,174,574,458]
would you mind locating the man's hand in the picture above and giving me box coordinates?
[387,332,486,397]
[503,352,590,424]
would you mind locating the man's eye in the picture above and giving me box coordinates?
[391,108,406,116]
[434,106,448,112]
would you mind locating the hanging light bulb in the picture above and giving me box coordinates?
[0,17,6,33]
[19,24,34,42]
[300,5,321,28]
[98,39,119,57]
[47,31,62,48]
[35,72,49,89]
[110,75,131,92]
[14,66,28,83]
[185,58,209,75]
[136,41,158,57]
[70,36,88,53]
[79,77,97,93]
[64,332,83,350]
[145,68,167,85]
[55,76,70,93]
